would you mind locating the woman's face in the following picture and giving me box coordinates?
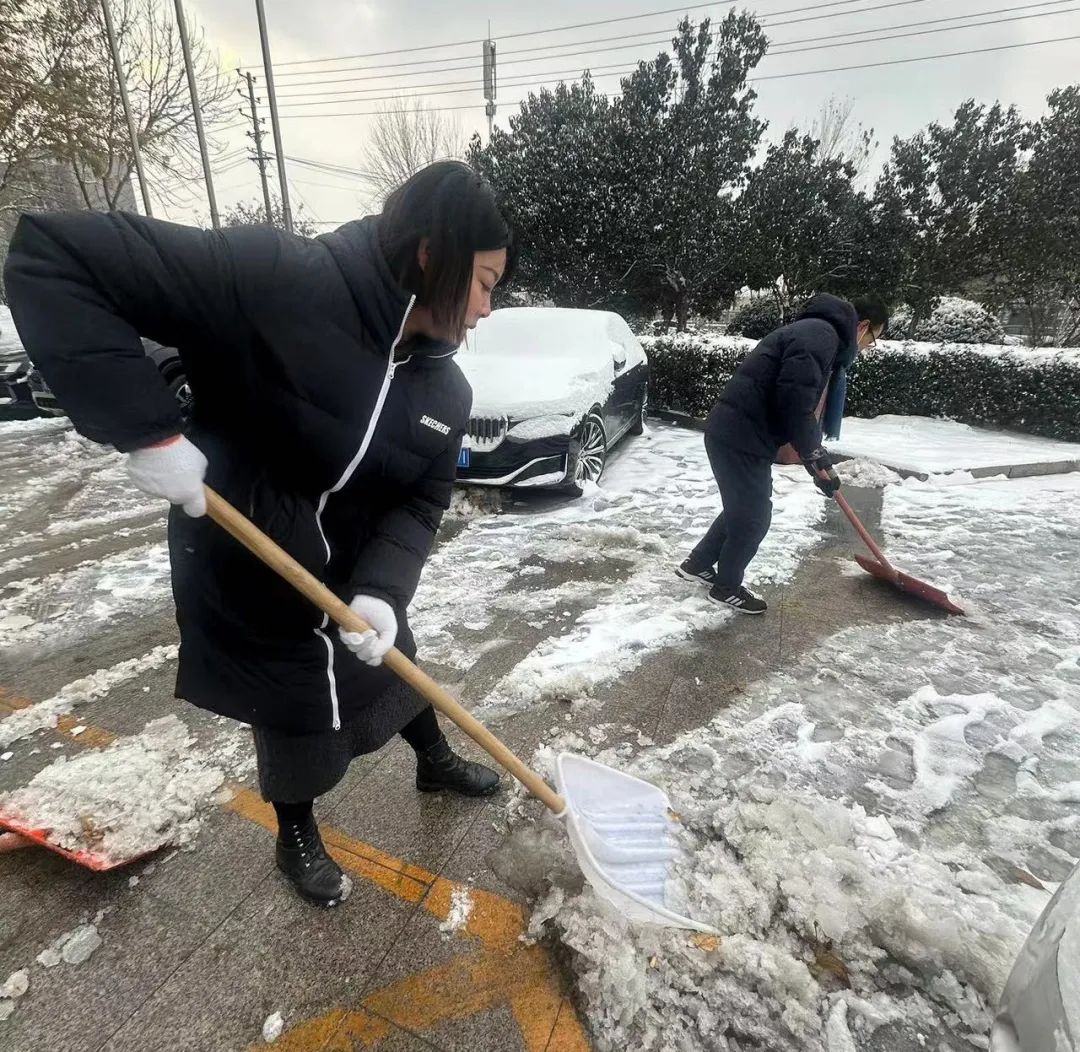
[464,248,508,333]
[409,244,508,345]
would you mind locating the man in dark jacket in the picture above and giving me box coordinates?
[678,294,889,614]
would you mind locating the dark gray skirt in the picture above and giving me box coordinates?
[253,677,428,802]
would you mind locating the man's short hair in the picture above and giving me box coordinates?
[852,295,890,332]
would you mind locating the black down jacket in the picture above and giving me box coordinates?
[4,211,471,733]
[706,294,858,459]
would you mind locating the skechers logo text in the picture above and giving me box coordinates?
[421,415,451,435]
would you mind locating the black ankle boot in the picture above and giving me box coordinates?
[415,737,500,797]
[275,813,352,907]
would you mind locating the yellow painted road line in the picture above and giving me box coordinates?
[0,698,592,1051]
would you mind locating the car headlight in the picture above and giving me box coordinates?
[506,415,576,441]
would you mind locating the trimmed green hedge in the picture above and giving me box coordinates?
[641,333,1080,443]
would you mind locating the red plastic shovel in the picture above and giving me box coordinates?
[0,821,146,871]
[834,491,964,616]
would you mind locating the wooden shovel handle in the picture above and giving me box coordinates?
[833,491,895,574]
[203,486,567,815]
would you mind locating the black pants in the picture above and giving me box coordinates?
[255,704,443,805]
[689,436,773,590]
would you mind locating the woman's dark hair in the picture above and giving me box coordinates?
[852,294,890,331]
[379,161,515,335]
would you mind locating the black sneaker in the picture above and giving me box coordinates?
[416,737,500,797]
[276,814,352,908]
[709,584,768,615]
[677,560,718,587]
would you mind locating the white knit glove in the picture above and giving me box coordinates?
[340,595,398,666]
[126,435,208,517]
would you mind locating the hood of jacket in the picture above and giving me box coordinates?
[797,293,859,370]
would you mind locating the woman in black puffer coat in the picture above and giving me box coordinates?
[4,162,514,906]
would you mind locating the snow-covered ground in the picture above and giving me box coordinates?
[834,416,1080,477]
[419,423,825,714]
[515,470,1080,1051]
[0,419,167,652]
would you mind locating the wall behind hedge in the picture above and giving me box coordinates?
[640,334,1080,443]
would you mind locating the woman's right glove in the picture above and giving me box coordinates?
[803,447,841,498]
[340,595,398,666]
[126,434,208,517]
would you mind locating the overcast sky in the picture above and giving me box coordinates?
[167,0,1080,227]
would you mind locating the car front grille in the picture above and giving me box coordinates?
[466,414,508,452]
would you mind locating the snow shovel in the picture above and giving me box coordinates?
[832,489,964,616]
[0,823,142,871]
[204,486,718,935]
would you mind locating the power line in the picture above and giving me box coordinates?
[253,0,927,72]
[274,32,1080,119]
[755,29,1080,78]
[272,5,1080,108]
[290,176,368,193]
[268,0,936,81]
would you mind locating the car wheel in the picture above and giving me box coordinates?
[566,409,607,496]
[164,366,193,422]
[629,384,648,436]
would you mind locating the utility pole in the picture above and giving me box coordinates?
[100,0,153,216]
[254,0,293,234]
[482,29,497,142]
[242,72,273,223]
[173,0,218,227]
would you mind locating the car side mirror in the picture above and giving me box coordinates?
[613,350,627,372]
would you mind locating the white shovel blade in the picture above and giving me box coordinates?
[554,752,718,934]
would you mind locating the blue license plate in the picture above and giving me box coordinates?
[457,447,470,469]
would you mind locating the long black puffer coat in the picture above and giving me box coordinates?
[4,211,471,734]
[707,294,858,459]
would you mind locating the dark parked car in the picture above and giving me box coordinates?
[0,307,35,416]
[455,308,649,496]
[0,307,189,420]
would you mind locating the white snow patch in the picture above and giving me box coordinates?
[439,886,475,934]
[0,644,177,748]
[36,923,103,968]
[0,715,224,862]
[262,1011,284,1043]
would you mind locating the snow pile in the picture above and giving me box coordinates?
[832,415,1080,476]
[0,715,224,862]
[836,458,902,488]
[439,886,475,934]
[519,471,1080,1050]
[0,644,177,748]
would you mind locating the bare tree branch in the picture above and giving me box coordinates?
[361,97,465,205]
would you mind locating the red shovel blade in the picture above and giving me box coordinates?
[0,815,151,871]
[853,554,965,616]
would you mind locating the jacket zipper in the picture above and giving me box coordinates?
[315,295,417,730]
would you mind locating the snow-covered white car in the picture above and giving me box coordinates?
[455,307,649,495]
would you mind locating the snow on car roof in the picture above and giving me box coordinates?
[467,307,634,359]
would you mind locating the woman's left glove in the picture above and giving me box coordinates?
[339,595,398,666]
